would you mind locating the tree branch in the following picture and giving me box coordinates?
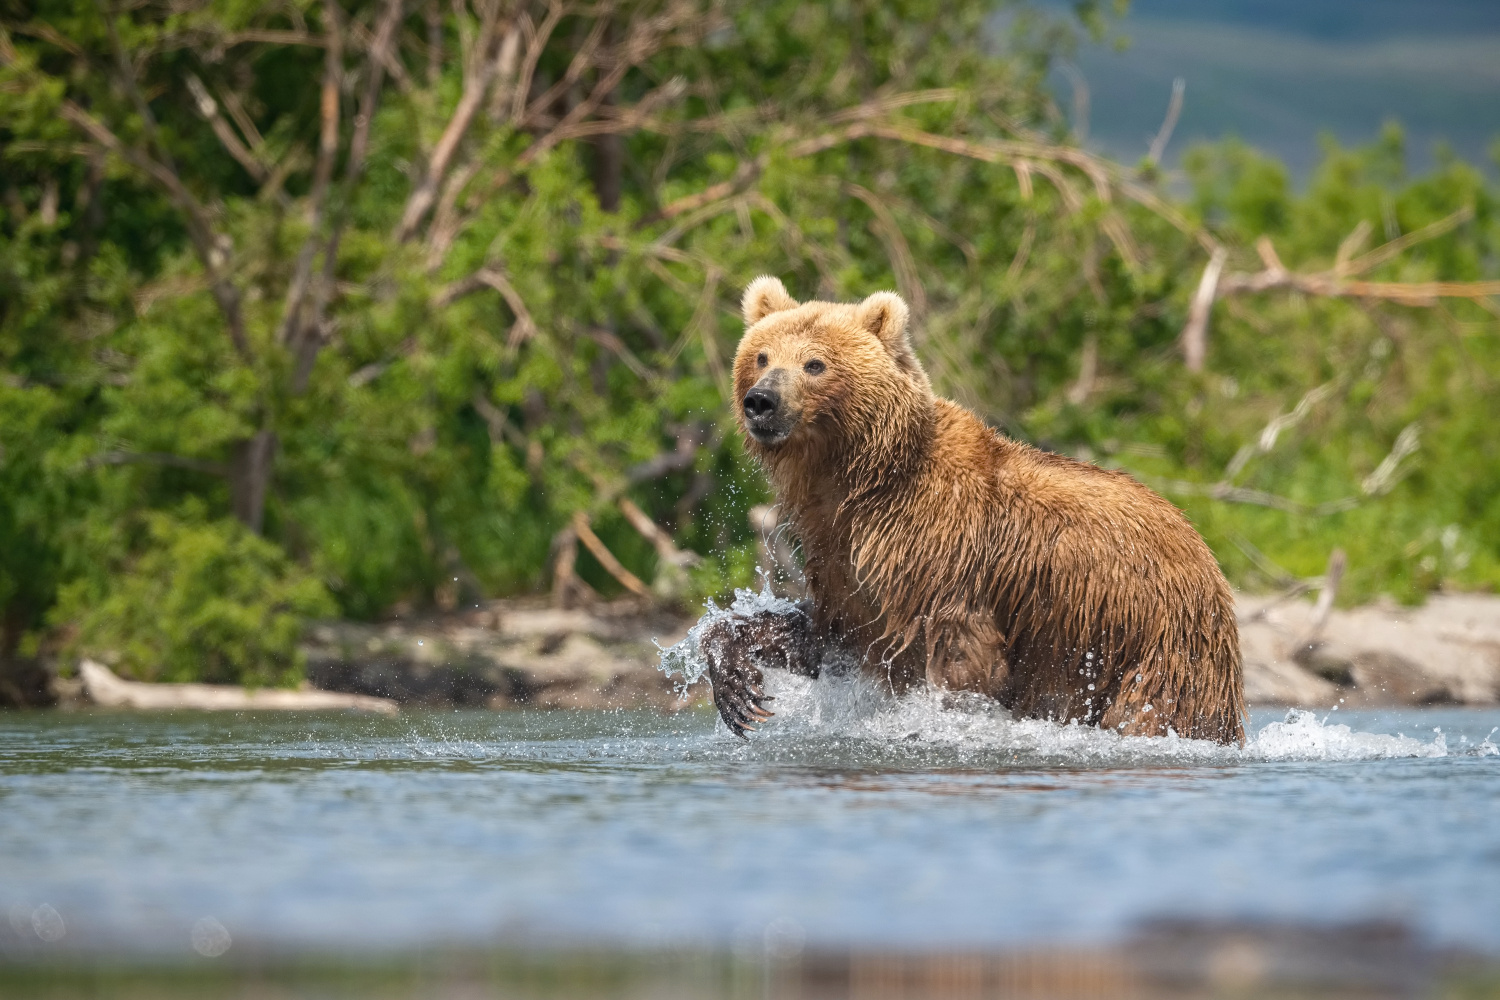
[183,74,267,181]
[276,0,345,349]
[1147,476,1360,517]
[87,450,229,476]
[625,425,707,483]
[290,0,406,394]
[843,182,927,317]
[572,512,650,598]
[1144,77,1184,169]
[436,265,537,347]
[617,497,701,568]
[76,4,252,358]
[1181,246,1226,372]
[395,2,508,241]
[57,99,251,359]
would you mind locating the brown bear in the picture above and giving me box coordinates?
[701,276,1245,744]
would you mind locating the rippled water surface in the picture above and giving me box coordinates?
[2,672,1498,961]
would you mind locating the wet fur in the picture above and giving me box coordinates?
[723,277,1245,744]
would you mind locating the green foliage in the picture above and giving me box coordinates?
[0,0,1496,684]
[52,505,334,685]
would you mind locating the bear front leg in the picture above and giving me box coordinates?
[700,604,824,738]
[922,609,1010,698]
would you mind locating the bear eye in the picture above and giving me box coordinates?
[756,352,768,368]
[804,359,826,375]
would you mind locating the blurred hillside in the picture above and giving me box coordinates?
[1056,0,1500,176]
[1,0,1497,691]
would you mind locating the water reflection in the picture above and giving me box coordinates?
[1,920,1491,999]
[1,705,1497,975]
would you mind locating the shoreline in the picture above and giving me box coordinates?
[8,592,1497,713]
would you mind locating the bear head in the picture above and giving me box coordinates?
[731,277,931,454]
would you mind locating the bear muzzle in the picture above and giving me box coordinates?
[741,373,797,445]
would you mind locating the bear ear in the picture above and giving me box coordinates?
[742,276,798,326]
[857,290,913,357]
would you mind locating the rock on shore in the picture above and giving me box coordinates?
[301,600,694,710]
[22,593,1500,714]
[301,594,1500,712]
[1237,592,1500,707]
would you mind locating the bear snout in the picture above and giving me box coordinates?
[743,386,779,419]
[741,374,797,444]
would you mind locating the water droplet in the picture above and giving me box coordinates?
[31,904,65,943]
[191,917,232,957]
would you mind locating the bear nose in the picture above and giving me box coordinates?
[742,386,779,420]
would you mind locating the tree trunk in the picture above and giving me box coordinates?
[229,429,277,533]
[592,128,623,212]
[590,23,623,212]
[0,605,54,708]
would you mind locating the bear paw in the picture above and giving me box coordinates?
[700,618,775,739]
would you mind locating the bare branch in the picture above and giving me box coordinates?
[517,6,614,125]
[1144,77,1184,168]
[9,21,85,56]
[1230,533,1300,590]
[350,11,413,94]
[587,326,652,379]
[843,182,927,317]
[84,3,255,357]
[1286,548,1347,655]
[276,0,345,348]
[653,158,759,222]
[1341,206,1474,277]
[617,498,701,568]
[1181,246,1227,372]
[549,525,592,608]
[1218,268,1500,305]
[348,338,416,387]
[1148,476,1360,517]
[220,30,329,48]
[425,0,442,85]
[86,450,229,476]
[1334,220,1373,274]
[284,0,407,393]
[621,424,707,484]
[472,392,532,453]
[1361,423,1420,496]
[184,73,267,181]
[1223,380,1341,482]
[436,264,540,348]
[347,0,406,181]
[511,1,569,124]
[1066,333,1097,406]
[572,512,650,598]
[395,4,509,241]
[57,99,250,358]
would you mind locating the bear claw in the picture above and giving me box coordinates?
[706,644,774,738]
[701,606,822,739]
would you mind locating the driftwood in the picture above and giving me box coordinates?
[77,659,398,714]
[38,582,1500,715]
[1179,210,1498,370]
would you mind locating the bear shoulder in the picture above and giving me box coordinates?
[928,399,1188,534]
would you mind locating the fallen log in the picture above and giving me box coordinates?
[77,659,399,714]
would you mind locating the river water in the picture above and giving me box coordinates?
[2,668,1498,972]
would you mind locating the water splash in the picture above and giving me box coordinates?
[661,600,1458,764]
[761,672,1451,763]
[655,582,801,692]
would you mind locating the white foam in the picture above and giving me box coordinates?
[655,582,802,692]
[660,600,1455,763]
